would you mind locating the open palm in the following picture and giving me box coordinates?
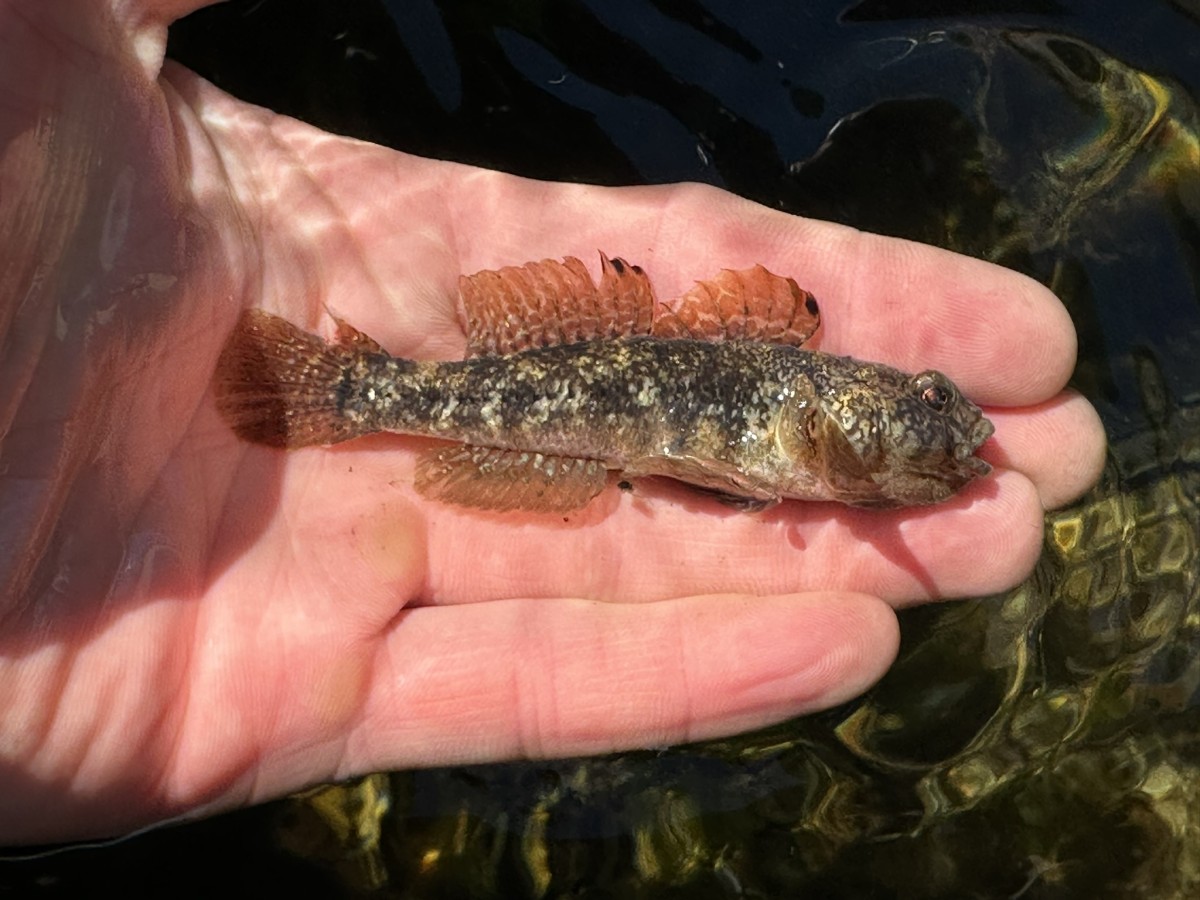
[0,0,1104,843]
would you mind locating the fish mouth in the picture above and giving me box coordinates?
[954,414,996,477]
[956,454,993,479]
[810,405,996,506]
[970,415,996,450]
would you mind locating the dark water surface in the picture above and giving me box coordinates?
[10,0,1200,896]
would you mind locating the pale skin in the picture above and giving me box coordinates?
[0,0,1106,844]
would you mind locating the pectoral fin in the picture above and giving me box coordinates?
[621,454,780,510]
[414,444,609,512]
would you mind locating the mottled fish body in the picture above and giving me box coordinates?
[215,256,993,511]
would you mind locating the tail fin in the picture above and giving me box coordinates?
[214,310,365,448]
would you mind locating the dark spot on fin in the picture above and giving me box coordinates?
[414,444,608,512]
[596,253,656,337]
[213,310,362,449]
[651,265,821,348]
[457,254,657,357]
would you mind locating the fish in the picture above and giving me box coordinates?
[213,254,993,512]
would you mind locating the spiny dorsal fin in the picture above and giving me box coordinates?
[330,314,386,354]
[596,254,655,337]
[414,444,609,512]
[458,254,657,356]
[651,265,820,347]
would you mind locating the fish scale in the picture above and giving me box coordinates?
[348,338,795,465]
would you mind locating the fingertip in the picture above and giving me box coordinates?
[681,591,900,736]
[951,469,1047,597]
[1041,391,1107,510]
[985,389,1108,511]
[920,252,1078,406]
[864,468,1045,605]
[360,591,903,769]
[978,470,1047,593]
[998,271,1078,402]
[813,233,1079,408]
[795,592,900,709]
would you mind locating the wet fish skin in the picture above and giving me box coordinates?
[216,311,993,509]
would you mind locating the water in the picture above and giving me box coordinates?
[8,1,1198,896]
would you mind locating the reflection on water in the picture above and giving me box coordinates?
[11,2,1194,897]
[276,773,392,892]
[995,29,1199,255]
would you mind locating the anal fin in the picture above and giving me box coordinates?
[414,444,609,513]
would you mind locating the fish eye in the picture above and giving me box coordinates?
[914,372,954,413]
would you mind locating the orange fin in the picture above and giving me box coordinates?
[414,444,608,512]
[458,254,657,356]
[651,265,820,346]
[214,310,361,448]
[596,253,656,338]
[330,314,385,354]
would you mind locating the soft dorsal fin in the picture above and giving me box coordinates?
[414,444,609,512]
[651,265,820,347]
[458,254,657,357]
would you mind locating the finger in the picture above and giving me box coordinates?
[255,445,1039,608]
[417,468,1042,606]
[792,230,1076,409]
[789,469,1046,603]
[195,132,1075,411]
[136,1,219,27]
[984,390,1108,510]
[351,591,898,766]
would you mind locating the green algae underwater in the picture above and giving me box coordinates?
[8,1,1198,897]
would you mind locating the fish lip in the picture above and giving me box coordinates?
[946,415,995,480]
[961,454,993,478]
[954,415,995,460]
[970,415,996,449]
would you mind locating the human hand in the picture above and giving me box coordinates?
[0,0,1104,843]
